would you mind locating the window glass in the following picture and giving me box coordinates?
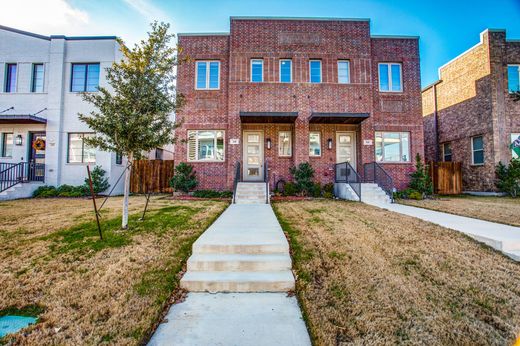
[338,61,350,84]
[511,133,520,159]
[309,132,321,156]
[278,131,292,156]
[375,132,411,162]
[71,63,99,92]
[379,63,402,92]
[508,65,519,93]
[472,136,484,165]
[391,64,402,91]
[310,60,322,83]
[383,132,401,162]
[251,59,263,82]
[86,64,100,92]
[71,64,86,92]
[196,61,219,89]
[196,62,207,89]
[2,133,13,157]
[116,152,123,165]
[443,143,452,162]
[209,62,219,89]
[187,130,225,161]
[68,133,96,163]
[378,64,389,91]
[280,60,292,83]
[5,64,17,92]
[32,64,44,92]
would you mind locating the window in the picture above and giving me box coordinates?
[338,60,350,84]
[5,64,17,92]
[280,59,292,83]
[471,136,484,165]
[375,132,410,162]
[1,133,13,157]
[31,64,44,92]
[442,142,452,162]
[67,133,96,163]
[278,131,292,157]
[309,132,321,156]
[309,60,322,83]
[508,65,520,93]
[511,133,520,159]
[196,61,220,90]
[155,148,164,160]
[187,130,224,161]
[251,59,263,82]
[115,152,123,165]
[379,63,402,92]
[71,63,100,92]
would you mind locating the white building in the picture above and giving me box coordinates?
[0,25,127,199]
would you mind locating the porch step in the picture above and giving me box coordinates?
[180,270,295,292]
[187,253,291,272]
[193,242,288,255]
[234,182,267,204]
[360,183,391,205]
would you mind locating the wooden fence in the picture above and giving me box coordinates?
[130,160,174,193]
[428,162,462,195]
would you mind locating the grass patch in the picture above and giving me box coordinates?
[0,305,44,318]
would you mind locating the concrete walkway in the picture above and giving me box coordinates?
[372,201,520,261]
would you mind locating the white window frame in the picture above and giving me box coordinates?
[187,130,225,162]
[309,131,321,157]
[507,64,520,93]
[378,62,403,92]
[67,132,96,164]
[442,142,452,162]
[471,135,484,165]
[375,131,411,163]
[250,59,264,83]
[195,61,220,90]
[278,131,292,157]
[1,133,13,157]
[337,60,350,84]
[279,59,292,83]
[511,133,520,159]
[309,60,322,83]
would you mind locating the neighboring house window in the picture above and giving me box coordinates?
[442,142,452,162]
[511,133,520,159]
[251,59,263,82]
[196,61,220,90]
[337,60,350,84]
[278,131,292,157]
[309,60,322,83]
[115,152,123,165]
[1,133,13,157]
[279,59,292,83]
[507,65,520,93]
[68,133,96,163]
[471,135,484,165]
[379,63,402,92]
[309,132,321,156]
[5,64,17,92]
[155,148,164,160]
[71,63,100,92]
[187,130,224,161]
[31,63,44,92]
[375,132,410,162]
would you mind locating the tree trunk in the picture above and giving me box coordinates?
[122,153,133,229]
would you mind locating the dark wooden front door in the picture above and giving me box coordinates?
[28,132,46,181]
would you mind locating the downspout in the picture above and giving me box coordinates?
[433,83,440,162]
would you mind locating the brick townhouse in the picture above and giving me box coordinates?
[422,29,520,192]
[174,17,424,192]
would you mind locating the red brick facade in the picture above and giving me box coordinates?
[422,29,520,191]
[175,17,424,191]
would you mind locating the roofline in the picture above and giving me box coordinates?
[0,25,50,40]
[421,80,442,92]
[0,25,116,41]
[178,32,230,37]
[371,35,419,40]
[230,16,370,22]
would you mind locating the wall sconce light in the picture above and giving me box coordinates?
[266,138,272,150]
[15,135,23,146]
[327,138,333,150]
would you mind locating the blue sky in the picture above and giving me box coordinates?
[1,0,519,87]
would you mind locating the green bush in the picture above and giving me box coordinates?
[192,190,232,198]
[33,185,58,198]
[408,191,423,200]
[310,182,322,198]
[57,184,88,197]
[170,162,198,193]
[323,183,334,196]
[289,162,315,196]
[84,165,110,193]
[408,153,433,197]
[496,158,520,198]
[394,188,422,200]
[283,182,299,196]
[323,192,333,199]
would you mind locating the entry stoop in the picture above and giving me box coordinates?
[234,182,268,204]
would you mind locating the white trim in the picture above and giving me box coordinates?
[309,60,322,83]
[243,130,264,181]
[471,135,484,166]
[378,62,403,92]
[337,60,350,84]
[194,61,220,90]
[279,59,292,83]
[309,131,322,157]
[375,131,411,163]
[335,131,356,167]
[186,129,226,162]
[250,59,264,83]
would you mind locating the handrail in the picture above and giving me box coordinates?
[335,161,361,201]
[363,162,394,202]
[232,161,241,204]
[0,162,45,193]
[263,160,269,204]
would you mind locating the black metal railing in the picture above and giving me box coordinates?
[263,160,269,204]
[0,162,45,193]
[335,161,361,200]
[363,162,394,202]
[232,161,241,204]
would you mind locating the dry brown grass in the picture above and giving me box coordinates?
[398,195,520,227]
[0,196,227,345]
[274,200,520,346]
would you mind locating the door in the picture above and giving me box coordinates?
[28,132,46,181]
[243,131,264,181]
[336,132,356,168]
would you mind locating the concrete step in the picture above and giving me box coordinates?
[180,270,295,292]
[193,242,288,255]
[505,250,520,261]
[187,254,292,272]
[235,200,267,205]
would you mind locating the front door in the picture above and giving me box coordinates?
[336,132,356,168]
[28,132,46,181]
[243,131,264,181]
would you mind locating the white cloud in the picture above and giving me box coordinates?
[122,0,170,22]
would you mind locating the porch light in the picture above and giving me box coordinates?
[15,135,22,146]
[266,138,272,150]
[327,138,333,150]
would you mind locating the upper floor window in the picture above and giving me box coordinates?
[379,63,402,92]
[375,131,410,162]
[71,63,100,92]
[508,65,520,93]
[251,59,263,82]
[31,64,44,93]
[4,64,17,93]
[309,60,322,83]
[338,60,350,84]
[442,142,452,162]
[67,133,96,163]
[1,133,13,157]
[280,59,292,83]
[196,61,220,90]
[471,135,484,165]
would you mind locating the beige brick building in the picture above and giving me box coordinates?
[422,29,520,192]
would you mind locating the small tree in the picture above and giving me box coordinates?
[79,22,184,229]
[408,153,433,197]
[170,162,198,193]
[84,165,110,193]
[289,162,315,196]
[496,158,520,198]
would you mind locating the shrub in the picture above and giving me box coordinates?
[496,158,520,198]
[84,165,110,193]
[169,162,198,193]
[408,190,423,200]
[289,162,315,196]
[311,183,322,198]
[57,184,88,197]
[323,192,334,199]
[192,190,232,198]
[408,154,433,197]
[33,185,58,198]
[323,183,334,196]
[283,182,299,196]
